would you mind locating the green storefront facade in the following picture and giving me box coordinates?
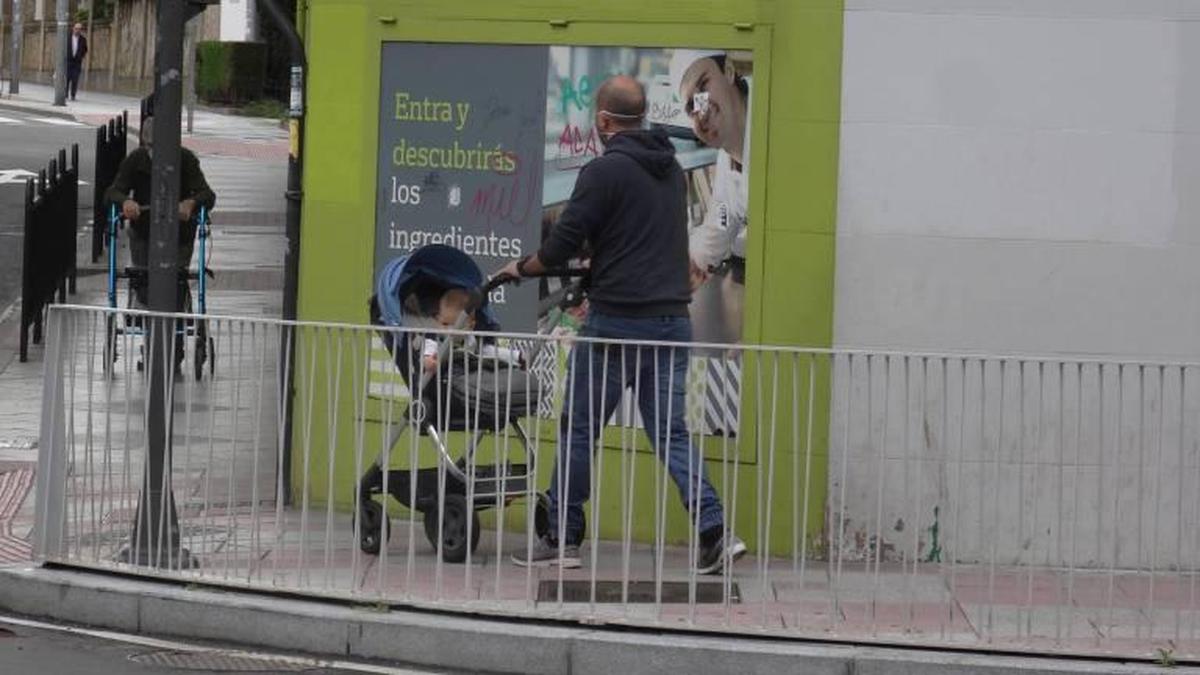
[293,0,844,554]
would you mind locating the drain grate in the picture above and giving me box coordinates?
[129,649,318,672]
[537,580,740,604]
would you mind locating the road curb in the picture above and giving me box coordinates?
[0,566,1190,675]
[0,99,79,122]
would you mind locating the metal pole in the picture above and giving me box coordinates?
[122,0,192,569]
[257,0,304,504]
[183,13,196,133]
[0,4,6,93]
[51,0,65,104]
[9,0,21,94]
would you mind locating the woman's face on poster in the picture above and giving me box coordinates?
[680,58,741,151]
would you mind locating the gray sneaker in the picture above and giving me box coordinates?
[511,536,581,568]
[696,534,747,575]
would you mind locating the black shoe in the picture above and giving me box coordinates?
[696,533,747,575]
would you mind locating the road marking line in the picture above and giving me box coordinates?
[31,117,85,127]
[0,299,18,327]
[0,169,38,185]
[0,116,24,125]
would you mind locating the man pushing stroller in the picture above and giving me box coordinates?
[495,75,746,574]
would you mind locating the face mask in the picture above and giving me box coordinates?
[596,110,644,146]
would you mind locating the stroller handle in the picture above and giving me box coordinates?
[477,267,588,315]
[483,267,587,294]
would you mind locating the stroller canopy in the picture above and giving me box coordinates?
[374,244,500,331]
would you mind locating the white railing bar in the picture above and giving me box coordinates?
[870,354,889,637]
[797,353,816,633]
[904,357,920,632]
[1104,365,1120,644]
[621,346,639,612]
[588,345,610,616]
[1190,364,1200,642]
[245,324,267,585]
[347,330,367,595]
[322,328,344,591]
[833,354,851,631]
[180,312,199,576]
[651,345,668,622]
[1174,367,1187,643]
[48,304,1200,369]
[271,323,292,587]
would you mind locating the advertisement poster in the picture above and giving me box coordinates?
[376,43,754,434]
[374,43,549,329]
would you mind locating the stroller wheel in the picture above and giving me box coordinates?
[357,500,389,555]
[423,494,480,564]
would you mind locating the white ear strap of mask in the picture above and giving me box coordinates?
[597,110,645,120]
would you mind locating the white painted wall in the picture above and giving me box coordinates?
[831,0,1200,569]
[219,0,257,42]
[835,0,1200,359]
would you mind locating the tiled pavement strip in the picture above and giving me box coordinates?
[2,83,1199,666]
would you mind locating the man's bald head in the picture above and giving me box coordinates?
[595,75,646,130]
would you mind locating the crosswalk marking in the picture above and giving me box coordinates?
[0,169,89,187]
[0,169,38,186]
[0,113,91,127]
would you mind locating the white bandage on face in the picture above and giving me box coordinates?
[691,91,711,119]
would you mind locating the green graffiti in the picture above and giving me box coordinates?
[924,506,943,563]
[559,76,595,115]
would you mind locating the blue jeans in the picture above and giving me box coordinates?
[547,312,725,545]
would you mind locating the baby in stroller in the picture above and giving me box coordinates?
[371,245,522,374]
[360,244,546,562]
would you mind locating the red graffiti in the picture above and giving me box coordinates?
[469,158,538,228]
[557,124,601,164]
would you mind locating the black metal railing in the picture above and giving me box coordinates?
[20,145,80,362]
[92,111,128,263]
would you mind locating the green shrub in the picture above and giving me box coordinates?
[196,41,267,104]
[238,99,288,120]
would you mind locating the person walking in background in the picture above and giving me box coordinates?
[496,75,747,575]
[67,23,88,101]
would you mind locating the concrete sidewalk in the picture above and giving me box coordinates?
[0,82,289,160]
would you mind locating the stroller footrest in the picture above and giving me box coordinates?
[467,463,530,499]
[377,463,533,508]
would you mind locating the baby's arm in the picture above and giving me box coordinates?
[421,338,438,372]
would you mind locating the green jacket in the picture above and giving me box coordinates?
[103,146,216,237]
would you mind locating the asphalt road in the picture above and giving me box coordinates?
[0,107,99,315]
[0,615,457,675]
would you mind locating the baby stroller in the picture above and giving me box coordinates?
[358,245,574,563]
[102,203,215,380]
